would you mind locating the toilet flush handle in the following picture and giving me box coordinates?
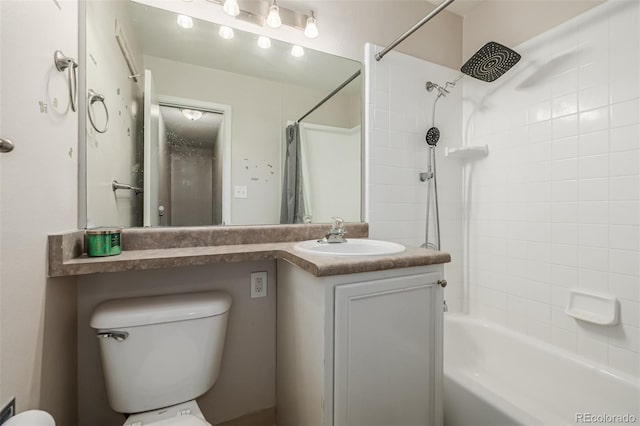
[97,330,129,342]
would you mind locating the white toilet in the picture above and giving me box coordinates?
[90,291,232,426]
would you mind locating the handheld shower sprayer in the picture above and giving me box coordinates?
[421,75,461,251]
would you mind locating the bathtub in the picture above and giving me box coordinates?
[443,315,640,426]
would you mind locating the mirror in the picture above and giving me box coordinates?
[84,0,362,228]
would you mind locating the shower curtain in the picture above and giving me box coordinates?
[280,123,307,223]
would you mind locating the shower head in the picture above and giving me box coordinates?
[461,41,521,82]
[426,127,440,146]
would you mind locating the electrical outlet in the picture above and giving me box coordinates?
[234,185,248,199]
[0,398,15,426]
[250,272,267,298]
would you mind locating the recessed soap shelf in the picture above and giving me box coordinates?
[565,289,619,326]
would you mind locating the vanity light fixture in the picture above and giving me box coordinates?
[204,0,318,39]
[257,36,271,49]
[266,0,282,28]
[176,14,194,29]
[219,25,234,39]
[291,45,304,58]
[222,0,240,17]
[304,11,318,39]
[182,109,203,121]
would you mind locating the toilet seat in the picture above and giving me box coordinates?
[123,400,211,426]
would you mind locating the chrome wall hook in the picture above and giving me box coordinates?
[53,50,79,112]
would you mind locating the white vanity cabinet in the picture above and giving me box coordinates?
[277,260,444,426]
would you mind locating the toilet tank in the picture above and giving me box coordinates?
[90,291,232,414]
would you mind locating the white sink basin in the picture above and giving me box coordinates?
[294,238,406,257]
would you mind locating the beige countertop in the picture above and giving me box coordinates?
[48,224,450,277]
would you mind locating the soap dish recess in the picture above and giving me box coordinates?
[565,289,619,326]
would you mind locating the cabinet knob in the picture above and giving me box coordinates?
[437,279,447,288]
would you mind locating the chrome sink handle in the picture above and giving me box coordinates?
[331,217,344,232]
[320,217,347,244]
[97,330,129,342]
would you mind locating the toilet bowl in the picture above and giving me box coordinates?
[90,291,232,426]
[3,410,55,426]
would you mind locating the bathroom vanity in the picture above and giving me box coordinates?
[47,224,449,426]
[277,260,444,426]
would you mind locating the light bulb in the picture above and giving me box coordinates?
[304,12,318,39]
[182,109,203,121]
[219,26,234,40]
[266,2,281,28]
[176,15,194,29]
[223,0,240,17]
[291,45,304,58]
[257,36,271,49]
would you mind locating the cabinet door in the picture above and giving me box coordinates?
[334,273,442,426]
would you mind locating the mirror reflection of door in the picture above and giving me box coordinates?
[153,105,224,227]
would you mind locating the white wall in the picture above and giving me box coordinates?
[85,0,144,227]
[364,44,464,312]
[464,0,640,377]
[77,261,276,426]
[145,55,359,225]
[0,1,78,423]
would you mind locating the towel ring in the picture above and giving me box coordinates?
[87,89,109,134]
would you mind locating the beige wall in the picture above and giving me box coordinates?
[0,1,78,424]
[463,0,605,60]
[145,55,360,225]
[77,261,277,426]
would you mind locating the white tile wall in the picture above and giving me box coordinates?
[465,0,640,377]
[364,44,464,311]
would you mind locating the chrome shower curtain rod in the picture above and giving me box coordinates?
[375,0,455,61]
[297,69,361,123]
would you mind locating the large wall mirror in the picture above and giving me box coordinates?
[84,0,362,228]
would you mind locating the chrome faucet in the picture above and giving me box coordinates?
[320,217,347,244]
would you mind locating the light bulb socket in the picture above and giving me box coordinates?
[304,12,318,39]
[182,109,203,120]
[223,0,240,16]
[257,36,271,49]
[176,14,194,29]
[219,26,234,39]
[291,45,304,58]
[266,1,281,28]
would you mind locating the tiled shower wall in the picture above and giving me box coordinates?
[465,1,640,376]
[364,44,464,311]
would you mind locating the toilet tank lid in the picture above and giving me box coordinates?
[90,291,232,329]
